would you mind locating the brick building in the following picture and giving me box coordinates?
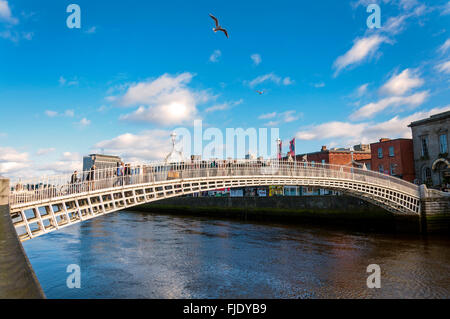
[296,145,371,167]
[295,145,371,195]
[369,138,415,183]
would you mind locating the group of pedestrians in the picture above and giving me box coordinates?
[69,164,97,192]
[115,162,133,186]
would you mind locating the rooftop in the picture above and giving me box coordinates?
[87,154,121,159]
[408,110,450,127]
[370,138,412,145]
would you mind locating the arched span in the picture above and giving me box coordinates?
[8,160,421,242]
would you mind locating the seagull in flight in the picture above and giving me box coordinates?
[209,13,229,38]
[255,90,265,95]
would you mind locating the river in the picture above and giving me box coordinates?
[22,210,450,298]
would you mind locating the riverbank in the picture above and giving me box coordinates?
[130,196,422,233]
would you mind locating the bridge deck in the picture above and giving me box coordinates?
[7,160,421,241]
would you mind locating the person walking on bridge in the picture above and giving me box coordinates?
[70,170,79,194]
[87,165,96,191]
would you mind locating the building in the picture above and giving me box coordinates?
[408,111,450,187]
[82,154,122,171]
[245,153,256,160]
[295,144,371,195]
[296,145,371,167]
[369,138,415,182]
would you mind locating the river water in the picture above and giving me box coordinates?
[22,210,450,299]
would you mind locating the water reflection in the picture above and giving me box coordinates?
[23,211,450,299]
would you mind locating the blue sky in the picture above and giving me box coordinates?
[0,0,449,178]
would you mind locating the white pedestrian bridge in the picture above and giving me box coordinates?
[8,159,422,242]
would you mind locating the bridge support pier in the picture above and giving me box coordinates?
[419,184,450,234]
[0,177,45,299]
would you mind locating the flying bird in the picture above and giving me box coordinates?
[255,90,265,95]
[209,13,229,38]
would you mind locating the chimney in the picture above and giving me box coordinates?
[379,138,390,143]
[321,146,327,152]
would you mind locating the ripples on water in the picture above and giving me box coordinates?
[23,211,450,299]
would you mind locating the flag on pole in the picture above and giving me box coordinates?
[277,140,282,159]
[289,138,295,157]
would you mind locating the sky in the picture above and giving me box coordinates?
[0,0,449,179]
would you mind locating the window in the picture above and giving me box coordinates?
[366,163,371,170]
[321,159,326,165]
[311,161,315,167]
[378,148,383,159]
[389,146,394,157]
[439,134,448,154]
[378,165,384,173]
[423,167,432,183]
[421,136,429,157]
[390,164,396,175]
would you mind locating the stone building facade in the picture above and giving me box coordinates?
[408,111,450,188]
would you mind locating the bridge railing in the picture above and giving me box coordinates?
[9,159,419,206]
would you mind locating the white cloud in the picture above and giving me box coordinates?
[0,30,33,42]
[45,109,75,118]
[314,82,325,88]
[205,99,243,113]
[379,69,424,96]
[260,110,301,126]
[22,31,33,40]
[282,110,300,123]
[442,1,450,15]
[439,39,450,54]
[297,121,367,141]
[399,0,419,10]
[209,49,221,63]
[64,109,75,117]
[258,112,277,120]
[333,35,388,76]
[283,77,294,85]
[118,73,210,126]
[36,148,56,156]
[59,76,66,85]
[356,83,369,97]
[251,53,262,66]
[383,15,409,35]
[248,73,293,88]
[59,76,79,86]
[45,110,58,118]
[0,0,18,24]
[350,91,429,120]
[296,105,450,145]
[0,147,30,175]
[436,60,450,74]
[77,118,91,127]
[37,152,83,175]
[85,26,96,34]
[94,129,174,163]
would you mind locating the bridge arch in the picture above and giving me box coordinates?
[8,160,421,241]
